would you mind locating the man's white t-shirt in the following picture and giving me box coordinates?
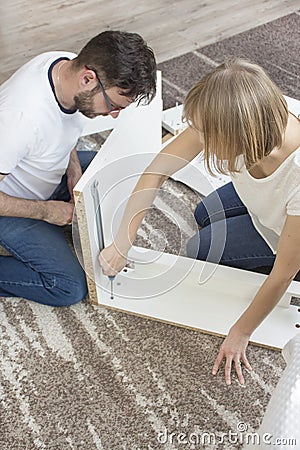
[231,96,300,253]
[0,52,86,200]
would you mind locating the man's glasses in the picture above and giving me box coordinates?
[86,67,125,113]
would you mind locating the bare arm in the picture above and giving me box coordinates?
[0,175,74,226]
[99,126,203,275]
[66,148,83,203]
[213,214,300,385]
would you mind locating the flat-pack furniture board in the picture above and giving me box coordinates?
[74,77,300,350]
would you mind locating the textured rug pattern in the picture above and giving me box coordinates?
[0,12,299,450]
[0,299,286,450]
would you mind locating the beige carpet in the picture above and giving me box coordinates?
[1,12,299,450]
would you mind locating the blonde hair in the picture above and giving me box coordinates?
[184,58,288,174]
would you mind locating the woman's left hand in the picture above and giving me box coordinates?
[212,326,253,385]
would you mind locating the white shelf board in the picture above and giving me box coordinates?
[94,249,300,350]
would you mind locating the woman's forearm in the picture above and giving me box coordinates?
[114,172,167,252]
[112,126,204,255]
[114,127,204,253]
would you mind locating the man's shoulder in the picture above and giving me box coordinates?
[18,51,77,75]
[31,51,77,64]
[1,51,77,86]
[0,51,77,116]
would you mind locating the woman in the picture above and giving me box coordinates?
[99,59,300,385]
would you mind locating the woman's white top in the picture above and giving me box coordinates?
[231,96,300,254]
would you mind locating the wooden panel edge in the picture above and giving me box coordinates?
[93,302,282,351]
[74,189,98,305]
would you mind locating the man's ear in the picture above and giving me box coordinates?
[79,68,96,89]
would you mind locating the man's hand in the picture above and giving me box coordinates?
[98,243,128,277]
[212,326,252,385]
[43,200,74,226]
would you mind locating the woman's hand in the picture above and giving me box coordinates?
[212,326,252,385]
[98,243,128,277]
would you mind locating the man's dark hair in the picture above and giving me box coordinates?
[73,30,157,104]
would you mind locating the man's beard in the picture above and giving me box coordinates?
[73,86,102,119]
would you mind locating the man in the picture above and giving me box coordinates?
[0,30,157,306]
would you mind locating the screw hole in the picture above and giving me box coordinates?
[295,324,300,328]
[123,268,127,273]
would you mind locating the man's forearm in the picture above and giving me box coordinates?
[66,148,81,175]
[0,191,47,220]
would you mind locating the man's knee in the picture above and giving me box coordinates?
[44,269,88,307]
[59,278,87,306]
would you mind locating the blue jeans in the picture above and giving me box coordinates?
[186,182,276,272]
[0,151,96,306]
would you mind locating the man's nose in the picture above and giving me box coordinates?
[109,110,121,119]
